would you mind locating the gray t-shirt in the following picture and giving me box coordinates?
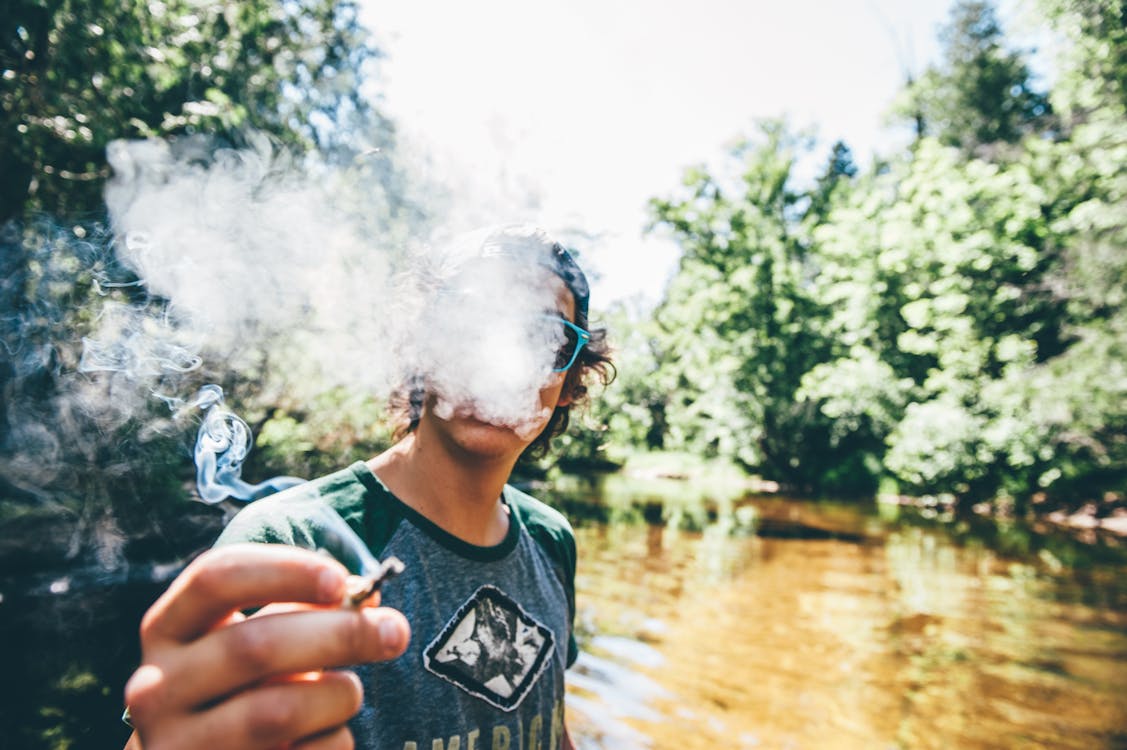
[216,462,578,750]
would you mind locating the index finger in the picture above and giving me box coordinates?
[144,544,349,644]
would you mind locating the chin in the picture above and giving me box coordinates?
[439,411,544,460]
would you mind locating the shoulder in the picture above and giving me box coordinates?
[215,463,371,548]
[506,485,574,538]
[504,485,576,568]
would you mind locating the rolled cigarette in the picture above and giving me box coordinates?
[344,556,405,607]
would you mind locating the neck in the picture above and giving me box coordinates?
[367,425,518,547]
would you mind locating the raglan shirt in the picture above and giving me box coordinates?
[214,462,578,750]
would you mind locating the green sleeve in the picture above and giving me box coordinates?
[214,488,321,548]
[214,463,402,565]
[506,488,580,668]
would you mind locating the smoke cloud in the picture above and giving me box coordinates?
[0,133,593,612]
[98,136,403,393]
[405,226,574,440]
[69,137,573,500]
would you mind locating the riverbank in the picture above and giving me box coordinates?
[589,450,1127,549]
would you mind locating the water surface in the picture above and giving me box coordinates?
[554,481,1127,750]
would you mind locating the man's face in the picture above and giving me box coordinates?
[416,266,578,459]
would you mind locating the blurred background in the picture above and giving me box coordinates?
[2,0,1126,747]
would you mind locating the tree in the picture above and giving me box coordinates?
[0,0,428,579]
[1017,3,1127,505]
[806,140,858,224]
[649,123,846,493]
[630,2,1126,514]
[895,0,1050,155]
[1,0,393,221]
[1038,0,1127,118]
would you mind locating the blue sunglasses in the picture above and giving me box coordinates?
[542,315,591,372]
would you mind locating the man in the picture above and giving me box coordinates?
[124,226,613,749]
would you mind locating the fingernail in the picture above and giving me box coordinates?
[378,616,405,651]
[318,567,343,602]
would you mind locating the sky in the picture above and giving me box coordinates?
[356,0,972,308]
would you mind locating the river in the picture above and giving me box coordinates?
[549,475,1127,750]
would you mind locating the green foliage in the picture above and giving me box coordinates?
[1038,0,1127,116]
[811,137,1071,503]
[649,122,850,492]
[251,387,396,480]
[634,2,1127,514]
[1,0,389,220]
[592,305,670,451]
[5,0,1125,527]
[806,140,858,223]
[0,1,422,576]
[894,0,1051,155]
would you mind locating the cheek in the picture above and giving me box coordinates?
[538,373,567,406]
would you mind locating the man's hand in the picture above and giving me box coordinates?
[124,544,410,750]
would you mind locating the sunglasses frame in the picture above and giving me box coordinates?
[542,315,591,372]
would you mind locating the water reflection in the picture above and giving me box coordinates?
[568,636,669,749]
[556,481,1127,749]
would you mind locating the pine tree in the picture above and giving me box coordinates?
[898,0,1050,154]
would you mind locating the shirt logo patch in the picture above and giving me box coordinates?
[423,584,556,711]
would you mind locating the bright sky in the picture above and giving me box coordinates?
[359,0,962,307]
